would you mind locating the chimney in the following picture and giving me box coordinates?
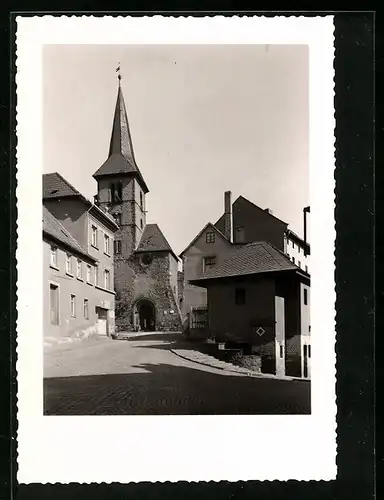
[303,206,310,255]
[224,191,232,242]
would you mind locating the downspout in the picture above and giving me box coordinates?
[303,206,310,256]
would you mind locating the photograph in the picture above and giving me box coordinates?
[42,44,311,416]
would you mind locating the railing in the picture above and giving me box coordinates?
[190,307,208,330]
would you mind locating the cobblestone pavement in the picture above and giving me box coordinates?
[44,332,310,415]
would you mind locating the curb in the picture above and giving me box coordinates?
[170,348,264,379]
[170,348,308,382]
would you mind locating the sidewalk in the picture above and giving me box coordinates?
[44,332,108,351]
[170,346,308,382]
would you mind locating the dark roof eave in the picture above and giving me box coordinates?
[190,268,304,286]
[134,248,179,262]
[286,229,311,251]
[92,170,149,194]
[43,230,98,263]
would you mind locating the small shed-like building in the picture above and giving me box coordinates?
[190,241,311,378]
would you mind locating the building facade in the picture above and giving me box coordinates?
[181,191,310,324]
[191,241,311,379]
[179,222,232,333]
[43,193,118,340]
[93,82,181,332]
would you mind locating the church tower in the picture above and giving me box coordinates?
[93,79,148,257]
[93,73,181,333]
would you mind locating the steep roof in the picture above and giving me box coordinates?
[214,213,225,234]
[43,172,82,199]
[42,206,96,262]
[233,196,288,226]
[43,172,119,232]
[135,223,178,261]
[190,241,304,284]
[93,84,149,193]
[179,222,230,257]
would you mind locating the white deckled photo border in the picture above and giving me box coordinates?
[16,15,336,483]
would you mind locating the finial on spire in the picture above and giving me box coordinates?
[116,62,121,83]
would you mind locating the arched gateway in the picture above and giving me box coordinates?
[134,299,156,332]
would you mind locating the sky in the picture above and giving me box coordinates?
[43,44,309,256]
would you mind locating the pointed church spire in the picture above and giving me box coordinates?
[93,69,149,193]
[108,80,137,162]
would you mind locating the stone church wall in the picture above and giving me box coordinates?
[114,251,182,332]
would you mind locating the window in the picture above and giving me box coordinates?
[298,261,301,268]
[280,345,284,358]
[50,246,58,268]
[91,225,98,248]
[104,234,110,255]
[70,294,76,317]
[206,231,215,244]
[140,191,144,210]
[114,240,122,254]
[66,254,73,275]
[110,181,123,204]
[292,241,295,249]
[236,226,245,243]
[305,265,308,273]
[235,288,246,305]
[77,259,82,279]
[86,264,92,283]
[140,219,143,230]
[304,288,308,305]
[203,256,216,272]
[84,299,89,320]
[104,269,111,290]
[113,213,121,226]
[95,264,99,286]
[49,284,59,325]
[308,345,311,358]
[292,256,295,264]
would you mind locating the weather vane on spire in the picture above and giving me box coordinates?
[116,62,122,82]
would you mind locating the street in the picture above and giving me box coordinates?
[44,332,311,415]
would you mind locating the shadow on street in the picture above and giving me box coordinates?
[44,360,311,416]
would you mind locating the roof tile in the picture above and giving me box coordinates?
[192,241,300,282]
[136,224,178,260]
[43,172,81,199]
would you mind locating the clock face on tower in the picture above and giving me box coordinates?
[140,253,153,267]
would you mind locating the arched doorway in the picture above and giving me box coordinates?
[135,299,156,332]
